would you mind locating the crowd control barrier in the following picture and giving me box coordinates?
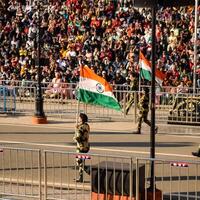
[0,146,200,200]
[0,86,16,113]
[136,157,200,200]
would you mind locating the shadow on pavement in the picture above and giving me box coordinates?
[68,141,194,148]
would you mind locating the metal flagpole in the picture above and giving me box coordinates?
[139,52,142,99]
[139,68,141,93]
[76,97,80,126]
[149,3,156,192]
[193,0,198,94]
[75,66,81,126]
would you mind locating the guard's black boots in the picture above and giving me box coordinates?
[84,166,90,175]
[192,149,200,157]
[75,174,83,183]
[155,126,158,134]
[133,128,141,134]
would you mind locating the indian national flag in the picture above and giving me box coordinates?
[78,66,121,111]
[139,52,166,86]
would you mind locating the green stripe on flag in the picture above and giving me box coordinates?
[78,89,121,111]
[140,68,151,81]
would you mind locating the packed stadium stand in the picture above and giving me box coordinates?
[0,0,200,90]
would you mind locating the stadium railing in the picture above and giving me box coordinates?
[0,146,200,200]
[0,80,200,125]
[136,157,200,200]
[0,147,42,200]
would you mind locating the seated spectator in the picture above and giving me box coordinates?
[177,81,188,94]
[44,72,63,98]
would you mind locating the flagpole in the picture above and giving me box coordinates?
[76,97,80,126]
[139,52,142,98]
[149,4,156,192]
[193,0,198,94]
[139,72,141,92]
[75,65,81,128]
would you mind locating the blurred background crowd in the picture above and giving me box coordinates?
[0,0,200,92]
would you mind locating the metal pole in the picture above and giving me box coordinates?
[193,0,198,94]
[150,4,156,191]
[38,150,42,200]
[34,1,46,118]
[44,151,47,200]
[136,158,139,200]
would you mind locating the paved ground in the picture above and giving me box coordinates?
[0,115,200,200]
[0,115,200,160]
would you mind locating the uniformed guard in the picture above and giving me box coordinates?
[192,146,200,157]
[135,87,158,134]
[125,73,138,115]
[73,113,90,182]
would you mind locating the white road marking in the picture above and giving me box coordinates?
[0,140,195,158]
[0,123,200,137]
[169,134,200,139]
[0,123,71,130]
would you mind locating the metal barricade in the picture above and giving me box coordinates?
[1,146,200,200]
[1,80,200,126]
[43,150,137,200]
[156,92,200,125]
[0,87,6,112]
[0,147,42,200]
[136,157,200,200]
[0,86,16,113]
[0,82,132,121]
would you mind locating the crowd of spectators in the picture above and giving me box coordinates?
[0,0,200,94]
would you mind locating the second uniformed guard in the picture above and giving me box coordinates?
[73,113,90,182]
[125,73,138,115]
[135,87,158,134]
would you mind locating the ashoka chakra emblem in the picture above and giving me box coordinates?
[96,83,104,93]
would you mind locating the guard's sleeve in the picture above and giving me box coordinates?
[74,125,84,142]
